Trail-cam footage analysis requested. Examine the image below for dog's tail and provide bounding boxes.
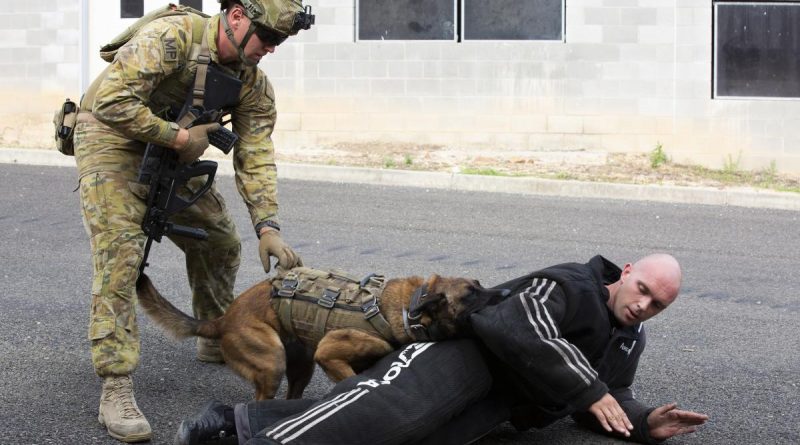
[135,273,221,340]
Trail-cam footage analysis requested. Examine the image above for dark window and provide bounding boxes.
[120,0,144,18]
[463,0,563,40]
[358,0,456,40]
[714,2,800,98]
[180,0,204,11]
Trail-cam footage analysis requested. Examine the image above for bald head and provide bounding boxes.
[606,253,682,326]
[632,253,682,300]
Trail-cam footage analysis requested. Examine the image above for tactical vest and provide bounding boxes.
[81,4,213,119]
[270,267,398,347]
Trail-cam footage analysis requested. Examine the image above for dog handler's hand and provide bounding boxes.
[588,393,633,437]
[173,122,220,163]
[258,228,302,274]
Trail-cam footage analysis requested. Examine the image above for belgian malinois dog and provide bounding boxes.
[136,270,508,400]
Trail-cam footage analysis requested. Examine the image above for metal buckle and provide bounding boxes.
[362,298,380,319]
[359,273,376,288]
[277,277,298,298]
[318,288,339,308]
[360,273,385,289]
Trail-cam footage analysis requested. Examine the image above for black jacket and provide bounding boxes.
[472,255,658,444]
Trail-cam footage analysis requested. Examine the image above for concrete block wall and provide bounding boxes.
[263,0,800,172]
[0,1,80,93]
[0,1,81,149]
[5,0,800,172]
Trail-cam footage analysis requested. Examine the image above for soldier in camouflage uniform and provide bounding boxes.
[74,0,313,442]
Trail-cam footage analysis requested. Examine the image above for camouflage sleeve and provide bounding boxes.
[231,67,280,231]
[91,16,192,147]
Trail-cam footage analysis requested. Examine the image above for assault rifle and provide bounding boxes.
[137,63,242,273]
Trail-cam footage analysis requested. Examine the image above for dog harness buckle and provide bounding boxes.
[277,277,298,298]
[402,306,430,342]
[362,296,380,319]
[317,288,340,308]
[359,273,385,289]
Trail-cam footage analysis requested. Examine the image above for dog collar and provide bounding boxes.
[403,284,430,342]
[407,283,427,320]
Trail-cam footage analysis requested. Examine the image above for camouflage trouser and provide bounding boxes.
[78,170,241,377]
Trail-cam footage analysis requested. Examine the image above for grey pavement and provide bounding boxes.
[2,148,800,211]
[1,160,798,445]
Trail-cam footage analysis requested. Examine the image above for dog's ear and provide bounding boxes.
[414,275,447,312]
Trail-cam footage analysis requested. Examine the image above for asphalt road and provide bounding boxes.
[0,164,798,445]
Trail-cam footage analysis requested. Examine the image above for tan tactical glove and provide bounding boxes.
[175,122,220,163]
[259,229,303,273]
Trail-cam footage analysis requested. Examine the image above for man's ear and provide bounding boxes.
[621,263,632,283]
[228,5,245,26]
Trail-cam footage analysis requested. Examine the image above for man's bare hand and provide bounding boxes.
[648,402,709,441]
[588,393,633,437]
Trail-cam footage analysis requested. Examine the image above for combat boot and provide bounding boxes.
[197,338,225,363]
[98,375,152,443]
[174,400,237,445]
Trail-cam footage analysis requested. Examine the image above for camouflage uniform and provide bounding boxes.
[75,13,280,377]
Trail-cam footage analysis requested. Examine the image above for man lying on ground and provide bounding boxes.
[175,253,709,445]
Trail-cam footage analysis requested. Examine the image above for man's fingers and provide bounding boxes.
[674,426,698,436]
[276,251,291,269]
[597,414,612,432]
[589,394,632,436]
[613,415,632,436]
[674,410,709,423]
[604,411,631,436]
[653,402,678,417]
[678,415,707,424]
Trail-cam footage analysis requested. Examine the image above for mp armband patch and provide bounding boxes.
[164,38,178,62]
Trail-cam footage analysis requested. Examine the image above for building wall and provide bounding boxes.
[3,0,800,172]
[0,0,80,148]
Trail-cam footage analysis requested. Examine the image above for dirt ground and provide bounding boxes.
[6,109,800,193]
[277,141,800,192]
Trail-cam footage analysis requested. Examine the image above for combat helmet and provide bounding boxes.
[219,0,314,65]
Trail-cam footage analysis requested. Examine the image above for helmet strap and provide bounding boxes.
[220,12,259,66]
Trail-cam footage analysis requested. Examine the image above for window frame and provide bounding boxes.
[713,0,800,100]
[460,0,565,43]
[354,0,566,43]
[120,0,144,19]
[355,0,458,42]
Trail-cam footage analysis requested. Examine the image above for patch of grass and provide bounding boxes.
[404,153,413,166]
[461,167,502,176]
[722,152,742,175]
[649,142,669,168]
[756,160,777,188]
[383,158,396,169]
[687,164,745,184]
[774,185,800,193]
[554,171,577,180]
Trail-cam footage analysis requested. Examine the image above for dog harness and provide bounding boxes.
[269,267,398,347]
